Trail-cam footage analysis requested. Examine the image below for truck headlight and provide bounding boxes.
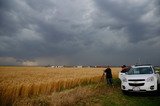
[122,77,127,82]
[146,76,154,82]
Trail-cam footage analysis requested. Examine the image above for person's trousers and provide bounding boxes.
[106,78,112,85]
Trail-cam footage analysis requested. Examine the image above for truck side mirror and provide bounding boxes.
[120,72,126,75]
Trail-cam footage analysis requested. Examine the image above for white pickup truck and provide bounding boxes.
[119,65,160,93]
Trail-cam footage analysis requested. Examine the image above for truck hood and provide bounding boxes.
[124,74,153,80]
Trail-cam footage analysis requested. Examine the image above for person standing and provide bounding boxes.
[121,65,130,73]
[119,65,131,80]
[103,66,113,85]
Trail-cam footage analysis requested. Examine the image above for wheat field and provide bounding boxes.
[0,66,121,105]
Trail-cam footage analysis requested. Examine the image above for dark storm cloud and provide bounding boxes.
[93,0,160,43]
[0,0,160,66]
[0,1,20,37]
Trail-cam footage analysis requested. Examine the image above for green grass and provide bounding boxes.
[77,78,160,106]
[155,67,160,72]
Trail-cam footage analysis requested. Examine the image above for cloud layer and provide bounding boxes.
[0,0,160,66]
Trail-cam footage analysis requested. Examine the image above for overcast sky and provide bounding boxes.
[0,0,160,66]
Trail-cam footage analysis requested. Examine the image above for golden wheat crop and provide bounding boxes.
[0,66,121,105]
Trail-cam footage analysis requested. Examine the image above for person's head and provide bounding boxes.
[121,65,126,68]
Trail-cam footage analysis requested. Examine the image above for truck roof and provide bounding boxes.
[132,64,152,68]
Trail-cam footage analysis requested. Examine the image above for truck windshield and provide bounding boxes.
[127,67,153,75]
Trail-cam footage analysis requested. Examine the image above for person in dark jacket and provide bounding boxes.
[121,65,131,73]
[103,66,113,85]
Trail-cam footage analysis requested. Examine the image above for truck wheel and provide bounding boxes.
[122,90,128,95]
[158,83,160,93]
